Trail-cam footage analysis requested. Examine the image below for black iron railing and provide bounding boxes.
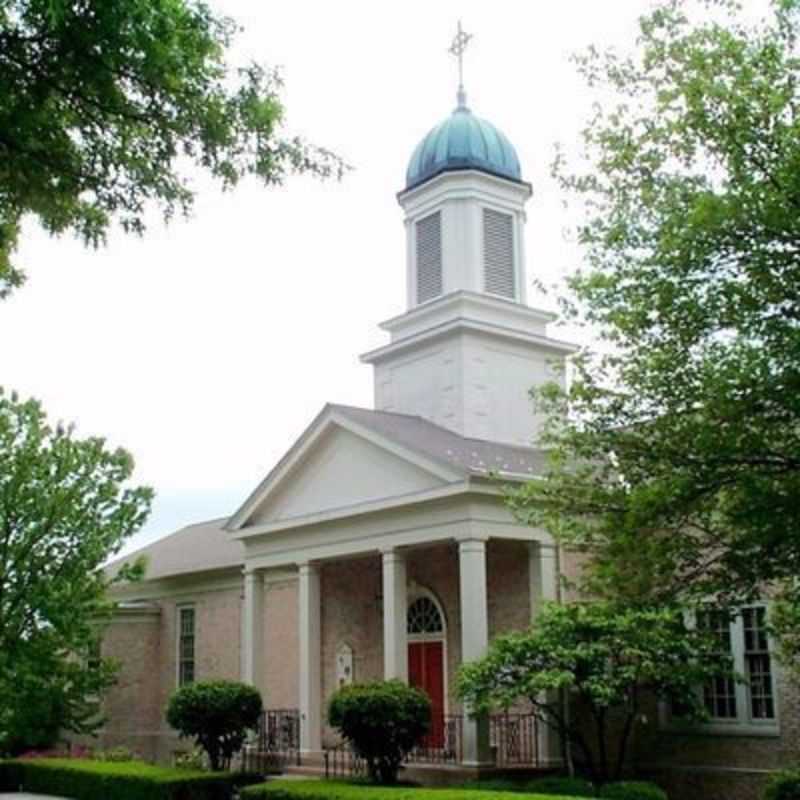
[489,712,539,766]
[241,708,301,775]
[324,743,366,779]
[408,713,463,764]
[318,712,540,779]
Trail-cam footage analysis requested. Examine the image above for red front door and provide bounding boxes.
[408,641,445,746]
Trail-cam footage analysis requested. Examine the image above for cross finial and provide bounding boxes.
[449,20,472,109]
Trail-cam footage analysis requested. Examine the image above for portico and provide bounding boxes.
[233,437,562,768]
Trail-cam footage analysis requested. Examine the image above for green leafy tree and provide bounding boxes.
[0,388,152,753]
[510,1,800,615]
[327,680,431,784]
[166,680,263,771]
[0,648,117,755]
[0,0,345,297]
[457,602,728,786]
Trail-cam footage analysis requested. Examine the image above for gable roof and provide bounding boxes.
[105,517,242,582]
[108,404,549,581]
[329,405,547,478]
[226,403,548,531]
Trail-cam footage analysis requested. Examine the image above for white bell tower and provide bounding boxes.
[361,34,576,447]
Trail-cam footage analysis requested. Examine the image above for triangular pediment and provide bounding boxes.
[229,406,463,530]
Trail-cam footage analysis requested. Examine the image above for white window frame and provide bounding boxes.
[661,604,780,737]
[176,604,196,687]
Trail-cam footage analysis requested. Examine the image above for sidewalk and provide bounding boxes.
[0,794,71,799]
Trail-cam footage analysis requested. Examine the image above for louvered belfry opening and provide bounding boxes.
[483,208,515,299]
[416,211,443,304]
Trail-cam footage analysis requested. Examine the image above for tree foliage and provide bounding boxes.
[0,388,152,751]
[0,0,345,297]
[457,602,729,786]
[0,650,117,755]
[166,680,263,771]
[510,0,800,615]
[327,680,431,784]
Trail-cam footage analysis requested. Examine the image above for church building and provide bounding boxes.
[97,57,793,800]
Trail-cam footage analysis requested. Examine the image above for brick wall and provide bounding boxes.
[83,578,244,762]
[317,539,533,733]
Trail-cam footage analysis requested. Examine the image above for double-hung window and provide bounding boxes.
[178,606,196,686]
[686,605,777,732]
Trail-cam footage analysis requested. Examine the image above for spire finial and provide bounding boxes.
[449,20,473,109]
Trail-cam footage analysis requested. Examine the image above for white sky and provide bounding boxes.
[0,1,688,553]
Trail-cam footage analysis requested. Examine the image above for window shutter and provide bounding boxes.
[416,212,442,304]
[483,208,515,299]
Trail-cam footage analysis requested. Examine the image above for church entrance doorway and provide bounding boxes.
[407,593,446,747]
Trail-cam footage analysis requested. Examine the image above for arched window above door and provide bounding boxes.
[407,595,444,635]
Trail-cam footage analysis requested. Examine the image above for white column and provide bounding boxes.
[529,541,563,767]
[459,537,492,766]
[382,548,408,681]
[242,569,265,695]
[298,562,321,754]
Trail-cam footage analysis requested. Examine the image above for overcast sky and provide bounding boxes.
[0,1,712,553]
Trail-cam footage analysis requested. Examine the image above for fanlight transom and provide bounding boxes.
[407,596,444,636]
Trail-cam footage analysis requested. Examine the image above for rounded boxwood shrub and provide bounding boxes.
[599,781,668,800]
[765,769,800,800]
[327,679,431,784]
[166,680,263,771]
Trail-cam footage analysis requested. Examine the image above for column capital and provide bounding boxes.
[458,536,488,553]
[243,567,264,579]
[297,561,320,574]
[380,546,406,559]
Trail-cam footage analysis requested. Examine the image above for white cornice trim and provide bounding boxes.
[110,568,246,602]
[244,514,551,571]
[397,169,532,205]
[360,316,578,364]
[233,480,474,540]
[378,290,557,332]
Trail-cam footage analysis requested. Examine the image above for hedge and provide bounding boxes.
[598,783,667,800]
[3,758,258,800]
[459,778,665,800]
[240,779,594,800]
[0,761,23,792]
[765,769,800,800]
[459,778,595,797]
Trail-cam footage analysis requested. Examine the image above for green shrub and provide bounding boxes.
[241,778,595,800]
[8,757,244,800]
[328,680,431,784]
[528,778,597,797]
[460,777,595,797]
[92,746,141,762]
[175,748,209,771]
[599,781,667,800]
[766,770,800,800]
[166,680,263,771]
[0,761,22,792]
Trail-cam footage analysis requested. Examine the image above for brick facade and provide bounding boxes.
[88,577,243,762]
[93,547,800,798]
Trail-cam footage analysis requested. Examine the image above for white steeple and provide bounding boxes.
[361,39,576,447]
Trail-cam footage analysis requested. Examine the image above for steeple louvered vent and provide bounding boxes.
[483,208,515,299]
[416,211,442,304]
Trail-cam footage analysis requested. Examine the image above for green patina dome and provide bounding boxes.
[405,105,522,190]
